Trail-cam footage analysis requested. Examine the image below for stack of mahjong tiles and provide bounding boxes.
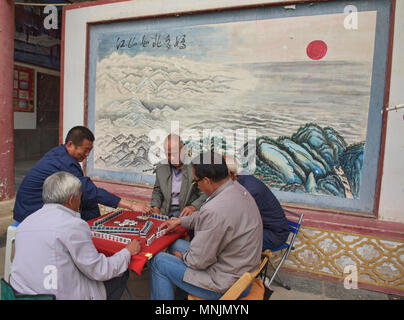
[92,231,132,245]
[88,209,187,275]
[93,208,123,226]
[90,225,140,236]
[90,209,133,244]
[144,225,168,246]
[150,213,169,221]
[90,209,169,246]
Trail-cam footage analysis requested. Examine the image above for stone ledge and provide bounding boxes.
[0,198,15,218]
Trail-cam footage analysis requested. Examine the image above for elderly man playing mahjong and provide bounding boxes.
[10,171,142,300]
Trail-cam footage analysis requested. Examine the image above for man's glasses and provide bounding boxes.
[192,177,202,184]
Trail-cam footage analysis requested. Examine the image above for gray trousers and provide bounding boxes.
[168,205,181,218]
[104,270,129,300]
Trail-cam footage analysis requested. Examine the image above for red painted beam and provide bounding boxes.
[0,0,15,201]
[283,205,404,241]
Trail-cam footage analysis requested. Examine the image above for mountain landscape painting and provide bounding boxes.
[87,6,380,207]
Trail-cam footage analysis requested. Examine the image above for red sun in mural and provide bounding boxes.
[306,40,327,60]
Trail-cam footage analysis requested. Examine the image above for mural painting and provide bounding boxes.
[86,3,387,213]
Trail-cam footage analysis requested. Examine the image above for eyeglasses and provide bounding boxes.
[192,177,202,184]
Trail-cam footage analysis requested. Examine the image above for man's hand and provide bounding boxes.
[172,251,182,259]
[118,199,152,214]
[179,205,196,217]
[160,218,181,234]
[152,206,162,214]
[125,239,142,256]
[132,203,153,214]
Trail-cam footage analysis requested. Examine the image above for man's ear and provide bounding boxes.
[65,141,74,148]
[66,194,75,207]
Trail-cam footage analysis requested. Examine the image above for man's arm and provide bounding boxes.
[68,161,121,209]
[181,211,226,270]
[190,191,208,211]
[150,168,164,210]
[180,187,208,217]
[72,167,151,214]
[118,199,152,214]
[62,221,133,282]
[160,212,226,268]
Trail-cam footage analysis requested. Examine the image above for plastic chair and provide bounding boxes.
[188,250,272,300]
[3,221,20,282]
[264,209,304,290]
[1,278,55,300]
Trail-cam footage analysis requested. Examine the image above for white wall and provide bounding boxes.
[62,0,404,223]
[378,0,404,223]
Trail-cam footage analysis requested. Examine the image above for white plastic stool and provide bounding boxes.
[4,221,20,282]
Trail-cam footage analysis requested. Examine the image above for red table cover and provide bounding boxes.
[87,210,187,275]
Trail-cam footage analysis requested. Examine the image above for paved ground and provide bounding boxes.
[123,264,397,300]
[0,160,402,300]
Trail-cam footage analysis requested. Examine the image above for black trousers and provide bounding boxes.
[103,270,129,300]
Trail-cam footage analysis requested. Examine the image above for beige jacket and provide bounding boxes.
[180,179,263,293]
[151,163,207,214]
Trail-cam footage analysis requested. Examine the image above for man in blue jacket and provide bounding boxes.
[13,126,151,222]
[225,156,290,251]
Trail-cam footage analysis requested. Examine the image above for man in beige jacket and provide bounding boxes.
[149,151,263,300]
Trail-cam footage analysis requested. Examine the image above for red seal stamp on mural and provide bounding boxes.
[306,40,327,60]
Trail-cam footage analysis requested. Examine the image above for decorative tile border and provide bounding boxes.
[270,225,404,293]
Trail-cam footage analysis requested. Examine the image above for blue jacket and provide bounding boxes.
[237,174,290,248]
[13,145,121,222]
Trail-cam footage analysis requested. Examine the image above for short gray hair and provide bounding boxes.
[42,172,82,204]
[224,155,243,175]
